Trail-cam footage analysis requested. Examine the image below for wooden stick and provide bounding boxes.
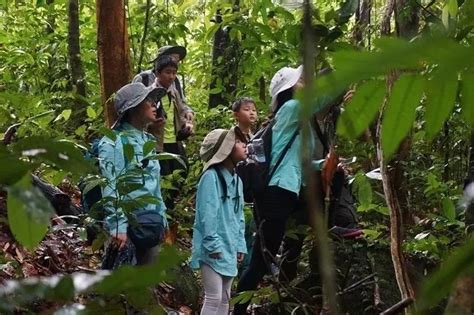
[380,297,414,315]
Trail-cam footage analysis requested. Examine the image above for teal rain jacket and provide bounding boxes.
[98,123,167,235]
[190,166,247,277]
[269,98,330,195]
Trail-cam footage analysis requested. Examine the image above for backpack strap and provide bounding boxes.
[314,120,330,155]
[267,128,300,185]
[213,166,228,199]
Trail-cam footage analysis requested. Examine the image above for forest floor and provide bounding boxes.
[0,187,195,314]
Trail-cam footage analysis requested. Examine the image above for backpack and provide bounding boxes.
[313,122,358,229]
[80,131,164,249]
[236,120,299,203]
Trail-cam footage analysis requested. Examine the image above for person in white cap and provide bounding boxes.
[98,82,168,267]
[189,127,248,315]
[234,65,331,314]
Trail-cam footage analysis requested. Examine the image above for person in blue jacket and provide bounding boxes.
[99,82,167,267]
[234,65,332,314]
[190,127,248,315]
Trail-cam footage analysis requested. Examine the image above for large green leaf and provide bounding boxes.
[381,74,424,160]
[12,136,94,176]
[460,71,474,126]
[418,238,474,312]
[337,80,386,138]
[0,147,31,185]
[7,175,54,250]
[424,70,458,139]
[94,245,183,295]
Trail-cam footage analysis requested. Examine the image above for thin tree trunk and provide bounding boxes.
[381,0,395,35]
[376,73,415,313]
[68,0,87,99]
[96,0,132,127]
[394,0,420,39]
[45,0,55,34]
[302,1,340,313]
[352,0,372,46]
[136,0,152,73]
[208,1,240,108]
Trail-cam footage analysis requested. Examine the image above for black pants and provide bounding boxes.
[234,186,304,314]
[159,142,188,209]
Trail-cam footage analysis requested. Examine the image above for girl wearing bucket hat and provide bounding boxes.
[98,82,168,267]
[190,127,248,314]
[234,65,332,314]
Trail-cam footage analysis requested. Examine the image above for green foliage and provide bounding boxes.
[381,74,425,159]
[337,80,385,138]
[7,175,54,250]
[417,238,474,313]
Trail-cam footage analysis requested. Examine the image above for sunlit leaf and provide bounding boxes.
[86,106,97,119]
[381,74,424,160]
[442,198,456,222]
[337,80,385,138]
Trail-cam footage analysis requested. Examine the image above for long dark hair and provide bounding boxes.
[274,87,294,114]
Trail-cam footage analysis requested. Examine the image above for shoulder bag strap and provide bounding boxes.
[266,128,300,185]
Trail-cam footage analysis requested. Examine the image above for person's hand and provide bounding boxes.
[111,233,127,250]
[237,252,245,263]
[155,117,166,127]
[184,121,194,134]
[184,112,194,122]
[209,252,221,259]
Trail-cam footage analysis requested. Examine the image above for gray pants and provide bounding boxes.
[200,263,233,315]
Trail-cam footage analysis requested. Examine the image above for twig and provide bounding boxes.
[1,123,21,145]
[380,297,414,315]
[337,273,377,296]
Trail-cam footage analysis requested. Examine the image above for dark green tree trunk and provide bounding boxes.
[68,0,87,99]
[208,2,240,109]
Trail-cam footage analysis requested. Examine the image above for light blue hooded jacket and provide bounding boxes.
[98,122,167,235]
[190,166,247,277]
[269,97,330,195]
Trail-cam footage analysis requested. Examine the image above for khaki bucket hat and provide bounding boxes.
[200,127,236,172]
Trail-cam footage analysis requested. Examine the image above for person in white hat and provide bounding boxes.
[234,65,332,314]
[98,82,168,267]
[189,127,248,315]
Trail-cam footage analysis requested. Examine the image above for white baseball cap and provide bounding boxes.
[269,65,303,112]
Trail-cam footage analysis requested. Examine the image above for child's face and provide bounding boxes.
[156,66,177,89]
[234,102,257,126]
[230,139,247,163]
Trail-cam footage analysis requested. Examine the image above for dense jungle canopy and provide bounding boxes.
[0,0,473,314]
